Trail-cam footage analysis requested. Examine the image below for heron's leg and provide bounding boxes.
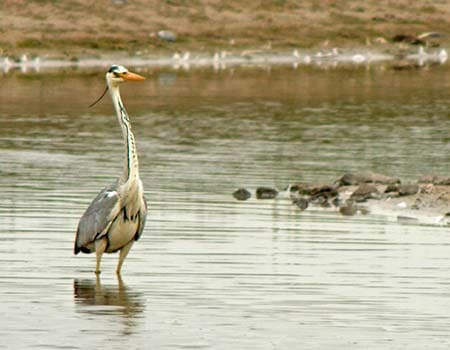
[95,238,107,274]
[116,240,134,275]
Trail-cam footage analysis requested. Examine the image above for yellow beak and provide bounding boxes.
[122,71,146,81]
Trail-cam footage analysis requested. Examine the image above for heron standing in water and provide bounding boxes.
[74,65,148,275]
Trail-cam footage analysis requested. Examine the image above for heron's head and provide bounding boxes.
[106,65,146,86]
[89,65,146,108]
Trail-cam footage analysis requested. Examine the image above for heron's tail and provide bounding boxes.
[74,229,81,254]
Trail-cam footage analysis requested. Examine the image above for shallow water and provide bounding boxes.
[0,63,449,349]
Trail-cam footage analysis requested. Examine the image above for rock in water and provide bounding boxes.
[233,188,251,201]
[256,187,278,199]
[310,185,338,199]
[351,184,380,202]
[339,200,358,216]
[293,197,309,210]
[295,183,337,197]
[337,172,400,186]
[398,184,419,196]
[385,184,419,197]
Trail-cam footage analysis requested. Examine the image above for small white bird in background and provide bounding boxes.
[439,48,448,63]
[418,46,426,56]
[181,51,190,62]
[351,54,366,63]
[20,54,28,64]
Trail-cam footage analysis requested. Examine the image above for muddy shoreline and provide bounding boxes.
[233,172,450,226]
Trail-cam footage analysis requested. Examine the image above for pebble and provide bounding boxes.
[256,187,278,199]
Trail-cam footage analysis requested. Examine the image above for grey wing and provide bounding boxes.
[134,195,148,241]
[74,183,121,254]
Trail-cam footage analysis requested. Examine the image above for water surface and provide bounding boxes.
[0,64,449,349]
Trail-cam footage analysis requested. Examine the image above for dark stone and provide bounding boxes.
[391,34,424,45]
[232,188,251,201]
[295,183,338,198]
[295,183,317,195]
[310,185,338,199]
[385,184,399,193]
[256,187,278,199]
[289,184,300,192]
[293,197,309,211]
[337,172,400,186]
[350,184,380,202]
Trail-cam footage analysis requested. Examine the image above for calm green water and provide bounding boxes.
[0,63,449,349]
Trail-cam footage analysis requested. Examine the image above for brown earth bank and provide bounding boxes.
[2,0,450,59]
[233,172,450,226]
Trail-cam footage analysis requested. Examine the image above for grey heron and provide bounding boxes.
[74,65,148,275]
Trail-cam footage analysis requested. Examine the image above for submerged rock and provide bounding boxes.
[293,197,309,211]
[233,188,251,201]
[337,172,400,186]
[256,187,278,199]
[339,200,358,216]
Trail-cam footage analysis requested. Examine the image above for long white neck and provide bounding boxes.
[108,83,140,185]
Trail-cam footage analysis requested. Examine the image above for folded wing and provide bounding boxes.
[74,183,121,254]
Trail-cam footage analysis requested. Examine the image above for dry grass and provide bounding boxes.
[1,0,450,57]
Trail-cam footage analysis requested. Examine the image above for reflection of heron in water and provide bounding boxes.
[74,276,145,334]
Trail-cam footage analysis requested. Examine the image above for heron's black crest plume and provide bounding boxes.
[89,85,109,108]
